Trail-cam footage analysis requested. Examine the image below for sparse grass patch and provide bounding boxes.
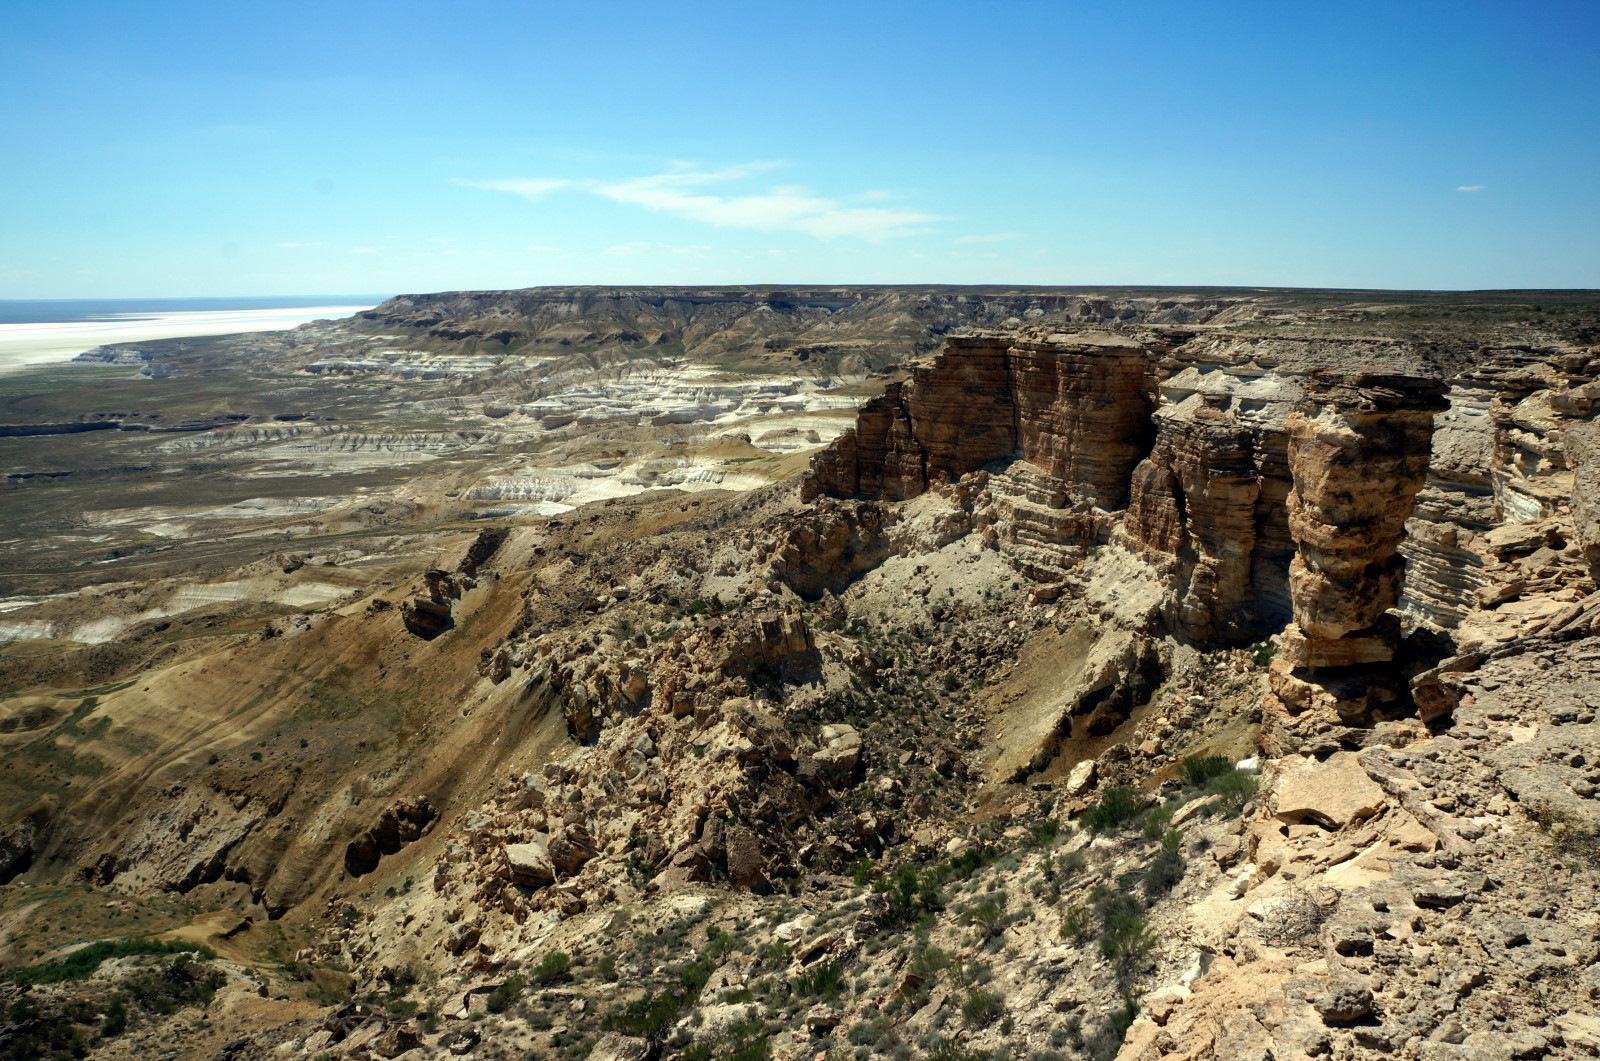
[9,938,215,985]
[1527,803,1600,867]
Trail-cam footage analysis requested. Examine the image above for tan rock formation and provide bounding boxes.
[804,331,1151,510]
[1123,363,1300,643]
[1567,422,1600,577]
[1264,369,1449,754]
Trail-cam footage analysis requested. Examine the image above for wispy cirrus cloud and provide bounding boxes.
[954,232,1023,245]
[604,241,712,256]
[458,164,938,241]
[1456,185,1487,192]
[455,177,571,199]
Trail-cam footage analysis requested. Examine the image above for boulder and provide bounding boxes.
[547,826,598,874]
[1273,753,1387,829]
[815,724,861,771]
[1313,979,1373,1023]
[503,839,556,887]
[587,1033,650,1061]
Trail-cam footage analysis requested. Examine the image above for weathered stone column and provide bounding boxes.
[1263,369,1449,755]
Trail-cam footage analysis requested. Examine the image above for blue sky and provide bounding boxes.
[2,0,1596,297]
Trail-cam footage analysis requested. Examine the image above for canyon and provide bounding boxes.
[1,286,1598,1061]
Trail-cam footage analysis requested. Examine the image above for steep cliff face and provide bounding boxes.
[1263,370,1449,755]
[1007,335,1153,508]
[1123,363,1299,643]
[1397,379,1499,628]
[1568,422,1600,577]
[804,331,1152,505]
[807,329,1600,684]
[805,335,1019,501]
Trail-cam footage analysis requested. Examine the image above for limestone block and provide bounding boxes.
[1273,753,1387,829]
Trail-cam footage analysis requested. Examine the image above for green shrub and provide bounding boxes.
[875,863,942,928]
[532,951,572,984]
[1087,993,1141,1060]
[908,945,951,981]
[1141,804,1175,841]
[960,896,1013,942]
[1178,755,1233,787]
[4,992,99,1057]
[1142,835,1186,898]
[1028,819,1062,846]
[603,988,686,1039]
[9,939,216,986]
[100,996,128,1037]
[124,953,225,1016]
[1061,903,1092,941]
[925,1038,989,1061]
[1082,787,1141,833]
[795,959,844,999]
[1100,908,1156,976]
[1209,769,1259,815]
[485,973,524,1013]
[960,987,1005,1028]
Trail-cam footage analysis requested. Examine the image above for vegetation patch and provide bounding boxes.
[8,938,215,986]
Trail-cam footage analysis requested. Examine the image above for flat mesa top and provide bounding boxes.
[959,329,1146,349]
[1037,331,1146,348]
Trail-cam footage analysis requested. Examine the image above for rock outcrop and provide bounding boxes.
[804,332,1151,509]
[1263,370,1449,754]
[400,570,460,639]
[1123,362,1300,643]
[344,797,437,877]
[1565,422,1600,578]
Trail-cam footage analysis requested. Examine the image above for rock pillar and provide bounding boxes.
[1263,369,1449,755]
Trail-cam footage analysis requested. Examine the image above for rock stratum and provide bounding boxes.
[2,285,1599,1061]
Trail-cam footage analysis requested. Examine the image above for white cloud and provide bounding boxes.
[1456,185,1487,192]
[459,163,938,241]
[524,243,562,253]
[455,177,571,199]
[955,232,1023,245]
[603,241,712,256]
[277,241,326,248]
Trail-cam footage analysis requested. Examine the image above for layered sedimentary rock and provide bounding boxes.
[804,332,1151,508]
[1264,369,1450,754]
[806,326,1600,675]
[1007,334,1153,508]
[1568,422,1600,577]
[806,335,1018,501]
[1397,380,1498,628]
[1123,363,1300,642]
